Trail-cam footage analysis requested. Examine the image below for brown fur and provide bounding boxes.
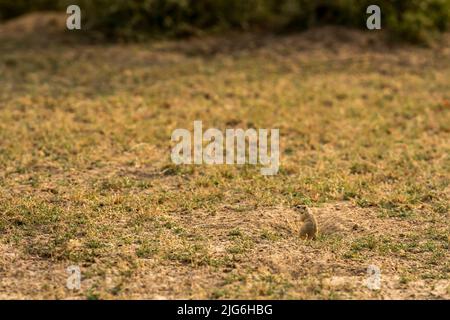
[295,205,318,240]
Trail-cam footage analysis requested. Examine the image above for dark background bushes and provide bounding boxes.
[1,0,449,42]
[0,0,59,20]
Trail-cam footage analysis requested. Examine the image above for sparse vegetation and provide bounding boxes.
[0,13,449,299]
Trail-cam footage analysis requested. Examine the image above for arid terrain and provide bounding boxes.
[0,13,449,299]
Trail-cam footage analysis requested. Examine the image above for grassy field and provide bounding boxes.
[0,13,449,299]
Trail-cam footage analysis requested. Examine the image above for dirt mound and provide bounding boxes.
[182,202,411,240]
[0,12,66,36]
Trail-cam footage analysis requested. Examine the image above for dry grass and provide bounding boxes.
[0,14,449,299]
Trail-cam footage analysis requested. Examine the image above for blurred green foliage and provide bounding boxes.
[1,0,449,43]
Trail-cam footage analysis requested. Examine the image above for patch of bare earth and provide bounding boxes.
[115,202,449,299]
[0,243,70,299]
[2,202,447,299]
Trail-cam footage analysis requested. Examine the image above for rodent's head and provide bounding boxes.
[294,205,310,221]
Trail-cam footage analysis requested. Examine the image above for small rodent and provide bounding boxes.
[295,205,318,240]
